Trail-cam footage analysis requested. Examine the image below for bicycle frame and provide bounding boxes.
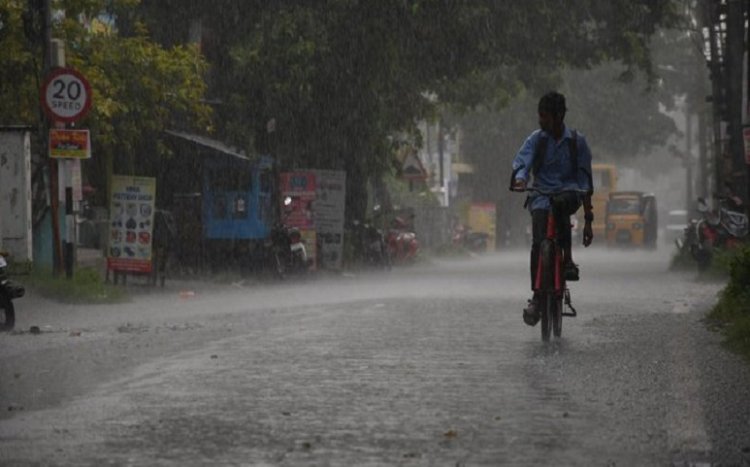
[534,209,564,294]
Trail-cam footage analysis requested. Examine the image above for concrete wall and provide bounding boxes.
[0,128,33,262]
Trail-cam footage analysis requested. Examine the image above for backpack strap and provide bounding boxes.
[568,129,578,181]
[532,133,548,177]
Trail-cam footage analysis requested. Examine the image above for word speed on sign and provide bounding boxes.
[41,68,92,123]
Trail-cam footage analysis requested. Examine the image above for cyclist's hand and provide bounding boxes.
[583,222,593,247]
[512,178,526,192]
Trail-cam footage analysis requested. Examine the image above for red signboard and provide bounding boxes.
[279,171,317,269]
[279,171,317,229]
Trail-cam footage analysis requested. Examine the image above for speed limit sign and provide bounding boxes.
[40,68,92,123]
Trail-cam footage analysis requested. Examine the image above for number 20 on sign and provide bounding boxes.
[41,68,92,123]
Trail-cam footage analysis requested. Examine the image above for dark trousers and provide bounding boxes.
[530,193,581,291]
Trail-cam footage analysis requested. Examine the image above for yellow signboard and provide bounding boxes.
[468,202,496,251]
[49,129,91,159]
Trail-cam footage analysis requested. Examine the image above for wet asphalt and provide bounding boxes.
[1,246,748,466]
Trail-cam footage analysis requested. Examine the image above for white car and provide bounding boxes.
[664,209,688,245]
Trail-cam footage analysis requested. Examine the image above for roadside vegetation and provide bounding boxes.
[669,244,743,279]
[25,267,127,304]
[706,246,750,360]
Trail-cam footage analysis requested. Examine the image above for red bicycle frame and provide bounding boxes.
[534,210,564,294]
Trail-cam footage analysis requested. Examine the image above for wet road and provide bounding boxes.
[1,248,749,466]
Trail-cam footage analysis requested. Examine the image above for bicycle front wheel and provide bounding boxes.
[539,240,555,342]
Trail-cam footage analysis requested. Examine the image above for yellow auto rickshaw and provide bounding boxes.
[605,191,657,248]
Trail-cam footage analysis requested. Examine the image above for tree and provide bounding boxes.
[0,0,211,205]
[139,0,677,221]
[456,9,707,201]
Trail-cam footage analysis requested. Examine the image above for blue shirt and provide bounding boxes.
[512,126,593,211]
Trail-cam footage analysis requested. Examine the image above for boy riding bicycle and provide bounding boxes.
[511,92,595,326]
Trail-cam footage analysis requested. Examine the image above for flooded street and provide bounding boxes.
[1,248,749,466]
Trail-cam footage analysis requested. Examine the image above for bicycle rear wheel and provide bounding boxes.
[539,240,555,342]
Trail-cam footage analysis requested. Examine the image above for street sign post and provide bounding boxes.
[40,68,92,123]
[41,66,92,278]
[400,152,427,191]
[401,153,428,181]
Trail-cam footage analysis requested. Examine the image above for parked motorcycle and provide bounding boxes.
[0,252,25,331]
[267,197,313,278]
[386,215,419,264]
[452,224,489,253]
[678,196,748,271]
[351,219,390,269]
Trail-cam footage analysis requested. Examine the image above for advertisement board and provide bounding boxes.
[107,175,156,273]
[279,172,316,229]
[313,170,346,270]
[280,171,317,268]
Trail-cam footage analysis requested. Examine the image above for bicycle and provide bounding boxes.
[510,170,586,341]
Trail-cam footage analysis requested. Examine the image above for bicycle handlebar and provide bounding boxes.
[509,165,588,196]
[516,187,590,196]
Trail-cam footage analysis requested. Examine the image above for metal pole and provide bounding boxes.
[438,120,444,188]
[41,0,64,275]
[686,112,694,210]
[706,0,724,197]
[64,184,74,278]
[698,109,709,199]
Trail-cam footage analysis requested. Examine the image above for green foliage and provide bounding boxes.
[0,0,211,204]
[0,0,45,124]
[138,0,677,220]
[453,18,704,203]
[669,244,746,278]
[708,245,750,360]
[26,266,127,304]
[704,247,747,279]
[2,0,680,223]
[383,172,440,211]
[723,246,750,297]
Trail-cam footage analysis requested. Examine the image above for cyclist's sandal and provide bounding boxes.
[523,300,540,326]
[564,263,580,281]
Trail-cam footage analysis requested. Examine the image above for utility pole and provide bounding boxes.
[746,0,750,207]
[40,0,63,275]
[698,108,710,199]
[725,0,747,200]
[437,120,445,188]
[705,0,725,196]
[686,112,694,210]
